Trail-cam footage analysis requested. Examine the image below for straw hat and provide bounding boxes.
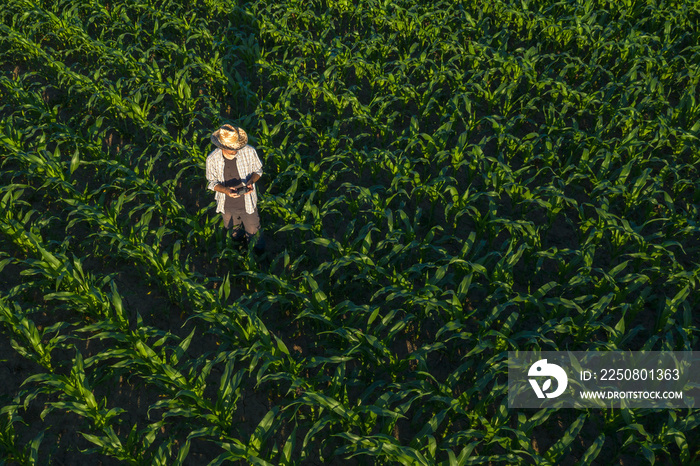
[211,125,248,150]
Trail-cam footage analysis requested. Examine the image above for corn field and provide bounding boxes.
[1,0,699,464]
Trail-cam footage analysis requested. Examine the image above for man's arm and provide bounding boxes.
[245,149,263,188]
[213,184,234,194]
[246,173,261,186]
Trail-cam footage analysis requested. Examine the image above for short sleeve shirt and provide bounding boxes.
[205,145,263,214]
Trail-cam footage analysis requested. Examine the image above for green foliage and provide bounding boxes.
[1,0,699,464]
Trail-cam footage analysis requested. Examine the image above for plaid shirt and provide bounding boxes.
[205,145,263,214]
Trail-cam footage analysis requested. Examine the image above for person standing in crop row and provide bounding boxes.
[205,124,265,252]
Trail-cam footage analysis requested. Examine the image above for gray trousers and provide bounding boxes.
[222,207,261,241]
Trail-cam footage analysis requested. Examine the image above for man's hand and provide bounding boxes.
[228,184,253,197]
[216,181,253,197]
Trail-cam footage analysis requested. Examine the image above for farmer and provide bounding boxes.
[205,124,264,251]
